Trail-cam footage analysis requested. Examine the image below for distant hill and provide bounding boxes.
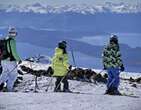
[0,11,141,33]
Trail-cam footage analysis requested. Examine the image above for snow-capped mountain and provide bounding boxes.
[1,2,141,14]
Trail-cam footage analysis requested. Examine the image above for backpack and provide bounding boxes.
[0,38,12,60]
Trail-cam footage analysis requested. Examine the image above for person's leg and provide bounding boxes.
[105,67,114,94]
[107,68,113,89]
[62,76,69,92]
[6,61,18,92]
[114,68,120,88]
[54,77,61,92]
[0,72,8,85]
[0,61,9,85]
[112,68,120,95]
[0,64,2,75]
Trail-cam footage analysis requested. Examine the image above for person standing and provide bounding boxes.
[51,41,71,92]
[102,35,125,95]
[0,27,21,92]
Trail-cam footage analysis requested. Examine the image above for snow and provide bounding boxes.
[0,62,141,110]
[0,91,141,110]
[20,61,50,70]
[1,2,141,14]
[0,74,141,110]
[93,69,141,79]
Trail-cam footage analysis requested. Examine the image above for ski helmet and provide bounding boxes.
[8,27,17,37]
[58,40,67,49]
[110,34,118,44]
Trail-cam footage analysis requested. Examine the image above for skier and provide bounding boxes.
[102,35,125,95]
[0,51,4,91]
[0,27,21,92]
[51,41,71,92]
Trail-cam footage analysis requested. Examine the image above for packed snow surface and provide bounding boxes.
[0,75,141,110]
[0,62,141,110]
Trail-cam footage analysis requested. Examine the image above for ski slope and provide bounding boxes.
[0,61,141,110]
[0,75,141,110]
[0,91,141,110]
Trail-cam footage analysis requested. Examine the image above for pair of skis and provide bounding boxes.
[104,92,139,98]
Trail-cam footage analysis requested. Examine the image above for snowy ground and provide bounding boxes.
[0,74,141,110]
[0,91,141,110]
[0,61,141,110]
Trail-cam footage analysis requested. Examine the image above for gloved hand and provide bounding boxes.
[46,66,54,76]
[103,65,106,70]
[69,65,72,70]
[120,64,125,72]
[18,60,22,64]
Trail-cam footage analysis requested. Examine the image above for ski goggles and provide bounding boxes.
[8,32,17,36]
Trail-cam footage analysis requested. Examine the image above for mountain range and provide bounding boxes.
[0,2,141,14]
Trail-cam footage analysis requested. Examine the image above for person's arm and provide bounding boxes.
[102,47,107,69]
[116,50,125,71]
[63,54,69,70]
[51,56,56,68]
[116,51,122,65]
[10,39,21,61]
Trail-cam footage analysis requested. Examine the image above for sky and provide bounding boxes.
[0,0,141,6]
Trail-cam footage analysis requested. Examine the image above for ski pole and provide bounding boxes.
[55,70,71,91]
[45,77,53,92]
[97,69,105,74]
[4,63,19,75]
[55,76,66,91]
[34,75,38,93]
[28,61,39,92]
[68,44,76,67]
[71,49,76,67]
[45,66,54,92]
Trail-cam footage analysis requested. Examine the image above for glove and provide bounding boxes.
[69,65,72,70]
[103,65,106,70]
[18,60,22,64]
[47,66,54,76]
[120,65,125,72]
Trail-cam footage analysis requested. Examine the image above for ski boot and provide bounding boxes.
[63,89,72,93]
[54,87,61,92]
[105,87,121,95]
[113,87,121,95]
[0,83,5,92]
[105,87,113,95]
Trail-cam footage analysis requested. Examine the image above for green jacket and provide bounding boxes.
[6,37,20,61]
[51,48,69,76]
[102,43,123,69]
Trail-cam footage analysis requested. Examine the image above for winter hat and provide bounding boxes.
[8,27,17,37]
[58,40,67,49]
[110,34,118,44]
